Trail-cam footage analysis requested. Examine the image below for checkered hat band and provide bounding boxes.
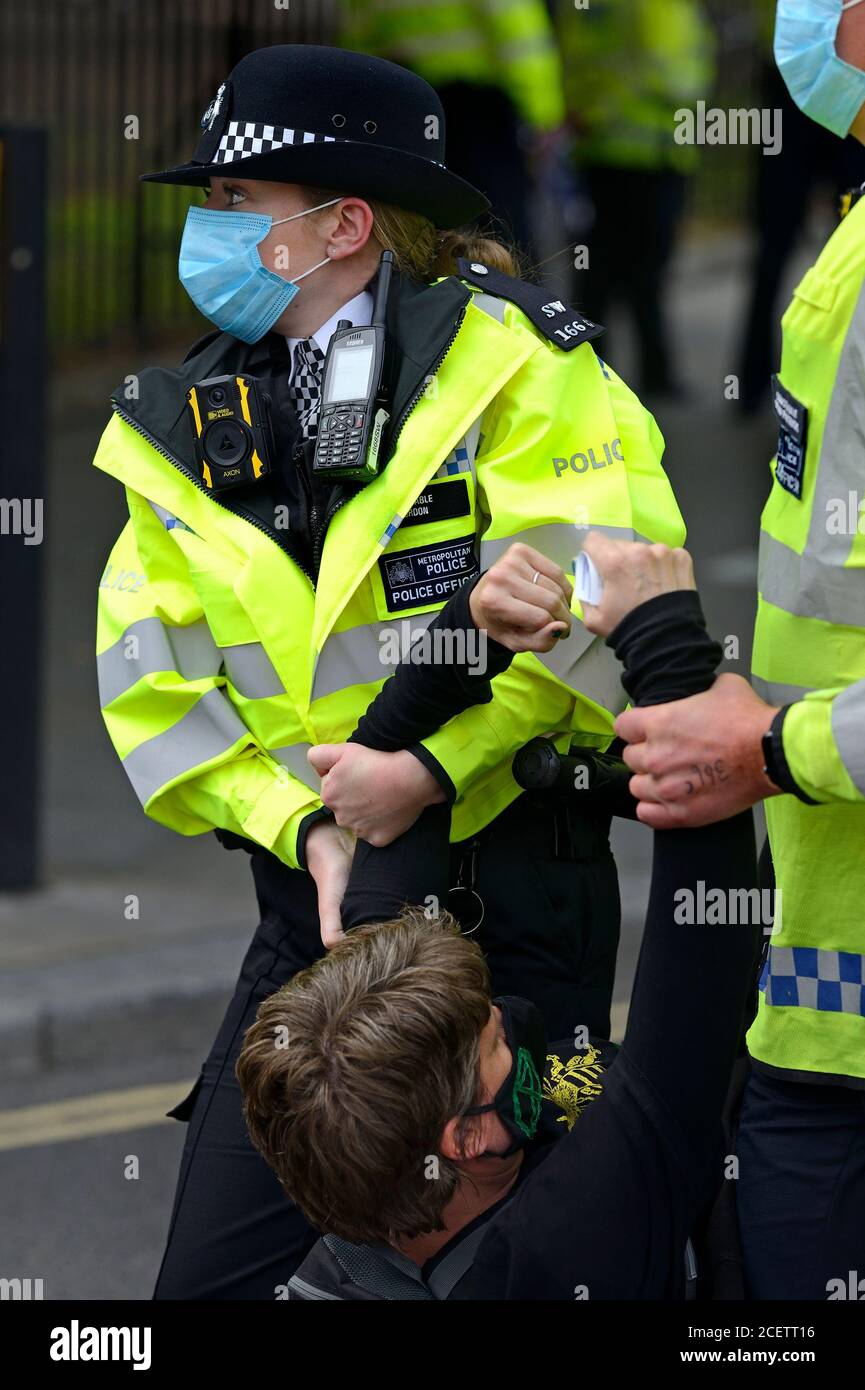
[213,121,346,165]
[760,944,865,1017]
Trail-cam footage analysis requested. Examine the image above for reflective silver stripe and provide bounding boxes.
[498,34,557,64]
[268,742,319,793]
[384,29,482,57]
[286,1275,344,1302]
[97,617,222,709]
[480,524,647,575]
[222,643,285,699]
[762,944,865,1015]
[760,275,865,624]
[831,676,865,794]
[472,292,506,325]
[147,498,195,534]
[752,676,813,705]
[758,531,865,629]
[122,687,250,806]
[536,631,626,713]
[312,613,437,702]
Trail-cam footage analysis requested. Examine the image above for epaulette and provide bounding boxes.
[840,181,865,221]
[456,256,605,351]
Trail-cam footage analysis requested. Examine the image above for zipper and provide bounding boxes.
[110,401,317,587]
[387,304,467,457]
[310,303,469,571]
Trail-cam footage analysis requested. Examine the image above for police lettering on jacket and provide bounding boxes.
[552,439,624,477]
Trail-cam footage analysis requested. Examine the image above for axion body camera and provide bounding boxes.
[186,374,273,491]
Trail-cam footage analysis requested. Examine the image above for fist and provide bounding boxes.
[469,542,573,653]
[579,532,695,638]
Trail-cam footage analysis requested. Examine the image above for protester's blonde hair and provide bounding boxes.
[297,184,523,282]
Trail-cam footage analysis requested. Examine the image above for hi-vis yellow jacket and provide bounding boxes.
[94,263,685,871]
[748,193,865,1084]
[343,0,565,132]
[555,0,716,173]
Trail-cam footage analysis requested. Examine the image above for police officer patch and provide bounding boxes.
[379,535,479,613]
[772,375,809,499]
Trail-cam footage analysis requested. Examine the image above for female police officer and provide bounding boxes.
[93,44,685,1298]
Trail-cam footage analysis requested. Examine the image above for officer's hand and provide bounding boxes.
[616,674,783,829]
[308,744,446,848]
[579,532,695,638]
[469,542,573,652]
[304,820,355,949]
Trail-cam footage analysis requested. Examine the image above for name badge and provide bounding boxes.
[400,477,470,528]
[772,376,809,499]
[379,534,479,613]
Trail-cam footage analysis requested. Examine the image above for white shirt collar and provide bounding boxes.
[285,288,374,379]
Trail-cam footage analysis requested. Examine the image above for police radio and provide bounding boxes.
[312,249,394,482]
[186,374,274,492]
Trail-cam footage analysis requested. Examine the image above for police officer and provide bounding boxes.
[554,0,716,395]
[94,44,685,1298]
[608,1,865,1300]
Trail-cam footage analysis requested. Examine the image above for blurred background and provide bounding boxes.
[0,0,861,1297]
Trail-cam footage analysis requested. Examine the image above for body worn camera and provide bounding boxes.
[312,249,394,483]
[187,374,274,492]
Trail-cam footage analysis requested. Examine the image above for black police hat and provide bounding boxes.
[141,44,489,229]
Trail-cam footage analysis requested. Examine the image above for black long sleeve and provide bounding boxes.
[348,574,514,758]
[605,588,759,1166]
[466,592,761,1299]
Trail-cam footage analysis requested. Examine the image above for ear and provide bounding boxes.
[440,1114,484,1162]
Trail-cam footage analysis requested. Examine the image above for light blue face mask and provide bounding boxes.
[178,195,341,343]
[775,0,865,137]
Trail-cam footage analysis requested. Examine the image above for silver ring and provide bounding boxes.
[531,570,540,585]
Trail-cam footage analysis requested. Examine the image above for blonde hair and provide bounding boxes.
[297,184,523,283]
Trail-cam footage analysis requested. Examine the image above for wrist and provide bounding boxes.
[756,705,785,796]
[304,817,336,867]
[395,748,447,806]
[759,703,818,803]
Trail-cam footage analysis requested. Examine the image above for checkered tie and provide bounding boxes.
[290,337,326,439]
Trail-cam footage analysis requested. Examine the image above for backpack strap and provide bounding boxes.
[425,1218,499,1299]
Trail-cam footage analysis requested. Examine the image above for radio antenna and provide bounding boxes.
[372,250,394,327]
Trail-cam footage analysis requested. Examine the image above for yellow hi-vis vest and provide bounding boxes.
[555,0,716,173]
[94,278,685,872]
[342,0,565,132]
[748,193,865,1084]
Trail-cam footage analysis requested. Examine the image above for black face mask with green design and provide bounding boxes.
[463,995,547,1157]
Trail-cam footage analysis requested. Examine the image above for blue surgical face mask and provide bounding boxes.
[178,195,340,343]
[775,0,865,137]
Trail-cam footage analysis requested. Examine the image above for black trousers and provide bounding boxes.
[153,798,620,1300]
[573,165,686,395]
[736,1066,865,1300]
